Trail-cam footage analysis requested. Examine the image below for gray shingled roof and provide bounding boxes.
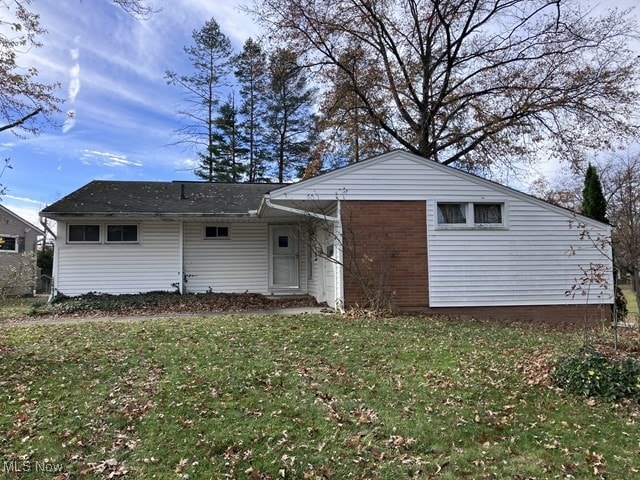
[41,181,285,217]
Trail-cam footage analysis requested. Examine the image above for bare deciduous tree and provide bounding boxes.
[603,153,640,310]
[251,0,640,170]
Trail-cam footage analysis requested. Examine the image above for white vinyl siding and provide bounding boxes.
[427,198,611,307]
[184,222,308,294]
[183,223,269,293]
[270,151,613,307]
[55,221,180,295]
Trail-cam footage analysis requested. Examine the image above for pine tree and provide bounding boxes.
[264,48,316,183]
[211,94,246,182]
[165,17,233,182]
[581,163,626,320]
[581,164,608,223]
[235,38,268,182]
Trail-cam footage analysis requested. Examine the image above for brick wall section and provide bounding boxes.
[341,201,429,308]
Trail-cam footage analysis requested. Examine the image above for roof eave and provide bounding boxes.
[40,211,258,220]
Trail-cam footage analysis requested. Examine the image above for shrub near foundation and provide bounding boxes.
[551,347,640,402]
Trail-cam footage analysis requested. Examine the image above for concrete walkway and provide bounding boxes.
[0,306,330,328]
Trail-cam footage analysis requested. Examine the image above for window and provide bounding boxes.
[436,202,505,228]
[437,203,467,225]
[205,226,230,239]
[68,225,100,242]
[326,244,334,258]
[0,236,18,252]
[474,203,503,225]
[107,225,138,242]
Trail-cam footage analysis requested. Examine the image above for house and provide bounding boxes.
[0,203,44,295]
[40,150,613,323]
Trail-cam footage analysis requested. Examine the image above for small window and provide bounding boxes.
[68,225,100,242]
[205,226,230,239]
[107,225,138,242]
[437,203,467,225]
[474,203,503,225]
[0,236,18,252]
[326,244,334,258]
[436,202,506,229]
[278,236,289,248]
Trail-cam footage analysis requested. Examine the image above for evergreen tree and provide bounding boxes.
[211,94,246,182]
[235,38,268,182]
[581,163,608,223]
[581,163,627,320]
[264,48,316,183]
[165,17,233,182]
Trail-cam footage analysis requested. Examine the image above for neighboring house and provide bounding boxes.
[40,150,614,323]
[0,204,44,295]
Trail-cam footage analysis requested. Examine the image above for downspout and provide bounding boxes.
[40,217,56,240]
[40,217,57,299]
[46,219,60,302]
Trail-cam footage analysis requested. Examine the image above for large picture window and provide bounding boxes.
[107,225,139,242]
[68,225,100,242]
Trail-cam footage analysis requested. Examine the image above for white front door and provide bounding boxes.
[270,226,299,289]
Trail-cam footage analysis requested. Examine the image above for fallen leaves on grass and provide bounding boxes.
[19,291,323,322]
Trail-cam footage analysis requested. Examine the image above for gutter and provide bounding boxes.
[263,197,339,223]
[40,212,257,219]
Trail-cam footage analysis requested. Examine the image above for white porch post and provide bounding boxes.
[179,221,185,294]
[335,200,344,311]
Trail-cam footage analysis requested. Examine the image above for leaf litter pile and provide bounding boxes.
[0,314,638,479]
[9,292,322,323]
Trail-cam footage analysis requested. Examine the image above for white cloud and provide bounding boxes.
[174,157,198,171]
[3,195,46,206]
[81,149,143,168]
[68,63,81,100]
[62,110,77,133]
[70,47,80,61]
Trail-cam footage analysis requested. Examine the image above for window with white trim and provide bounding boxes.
[68,225,101,242]
[473,203,503,225]
[107,225,139,243]
[437,203,467,225]
[204,226,230,239]
[0,235,19,252]
[436,202,505,228]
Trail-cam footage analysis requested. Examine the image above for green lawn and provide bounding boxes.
[0,297,43,321]
[0,315,638,479]
[622,285,639,318]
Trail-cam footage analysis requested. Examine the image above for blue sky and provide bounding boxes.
[0,0,261,224]
[0,0,638,226]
